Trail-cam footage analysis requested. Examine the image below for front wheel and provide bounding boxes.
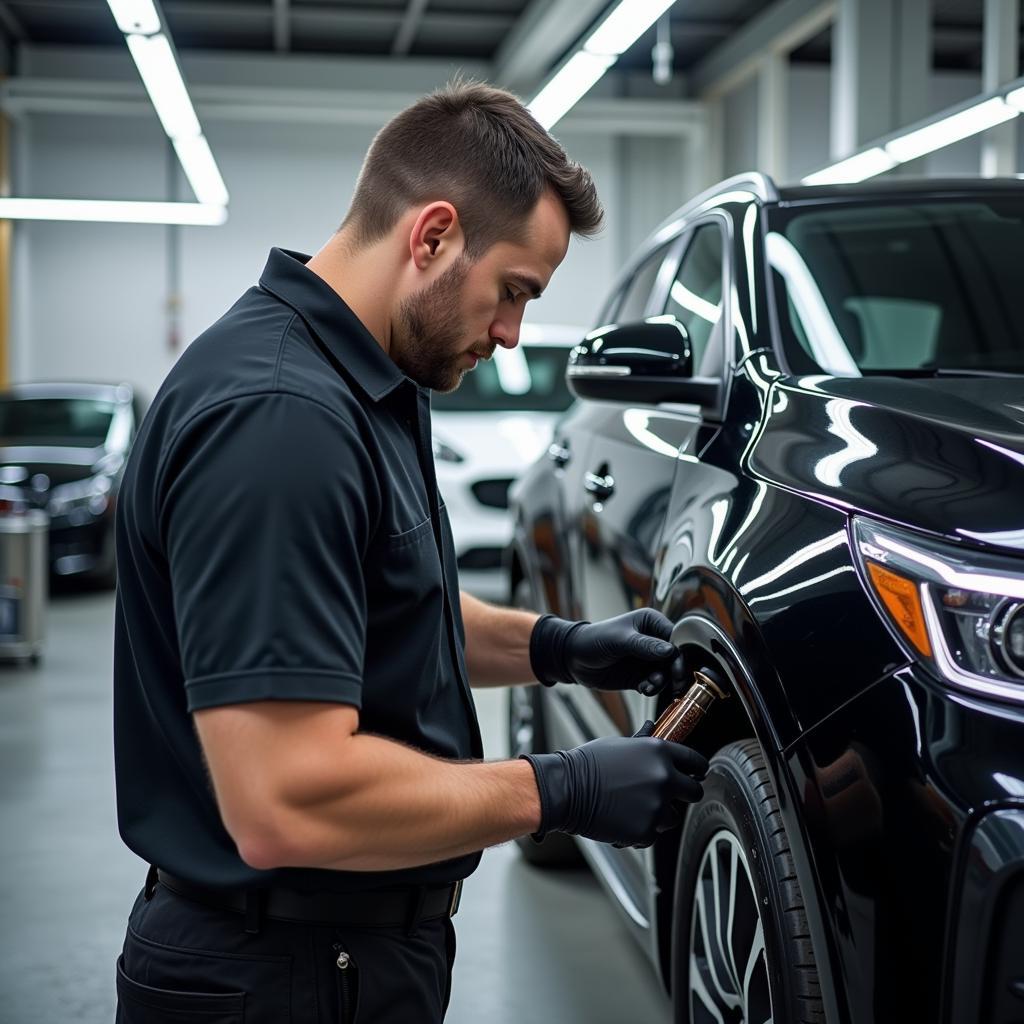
[671,739,824,1024]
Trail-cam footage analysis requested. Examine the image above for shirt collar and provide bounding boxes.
[258,247,406,402]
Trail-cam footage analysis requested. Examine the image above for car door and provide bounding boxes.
[537,240,672,622]
[559,222,728,913]
[570,220,728,742]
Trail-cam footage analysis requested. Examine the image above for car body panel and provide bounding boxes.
[748,375,1024,551]
[509,176,1024,1022]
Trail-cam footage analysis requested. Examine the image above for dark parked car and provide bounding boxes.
[0,382,143,584]
[507,174,1024,1024]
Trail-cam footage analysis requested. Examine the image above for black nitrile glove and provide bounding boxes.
[530,609,685,694]
[521,723,708,848]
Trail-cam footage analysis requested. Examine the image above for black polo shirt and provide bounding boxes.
[113,247,483,892]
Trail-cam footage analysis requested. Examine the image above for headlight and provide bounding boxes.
[432,438,464,464]
[853,518,1024,702]
[48,475,112,518]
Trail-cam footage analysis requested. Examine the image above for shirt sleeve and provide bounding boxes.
[158,392,379,713]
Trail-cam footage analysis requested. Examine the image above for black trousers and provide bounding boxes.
[115,882,457,1024]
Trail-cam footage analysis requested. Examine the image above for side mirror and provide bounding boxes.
[566,318,718,406]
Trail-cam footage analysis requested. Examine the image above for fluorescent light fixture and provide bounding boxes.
[107,0,161,35]
[0,199,227,226]
[1005,84,1024,111]
[125,33,201,140]
[529,50,615,130]
[172,135,229,207]
[584,0,676,58]
[801,147,897,185]
[885,97,1017,163]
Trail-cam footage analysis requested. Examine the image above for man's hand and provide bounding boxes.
[521,725,707,848]
[530,608,685,694]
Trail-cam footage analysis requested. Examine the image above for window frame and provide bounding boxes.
[660,212,733,386]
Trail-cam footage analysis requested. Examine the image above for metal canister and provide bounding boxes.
[651,668,728,743]
[0,509,48,663]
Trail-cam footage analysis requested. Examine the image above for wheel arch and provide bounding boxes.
[651,614,845,1023]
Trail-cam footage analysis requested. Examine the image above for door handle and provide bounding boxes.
[547,442,571,467]
[584,471,615,500]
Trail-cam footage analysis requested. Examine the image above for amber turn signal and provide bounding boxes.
[865,561,932,658]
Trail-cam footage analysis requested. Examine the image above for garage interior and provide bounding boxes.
[0,1,1021,1022]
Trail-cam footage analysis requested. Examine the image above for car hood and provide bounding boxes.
[748,374,1024,552]
[431,412,561,472]
[0,446,102,488]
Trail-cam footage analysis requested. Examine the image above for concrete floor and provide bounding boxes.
[0,587,671,1024]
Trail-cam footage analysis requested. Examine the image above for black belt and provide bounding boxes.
[155,869,463,930]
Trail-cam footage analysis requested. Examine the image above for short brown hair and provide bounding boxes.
[342,79,603,257]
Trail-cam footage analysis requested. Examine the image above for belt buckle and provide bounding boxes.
[447,879,463,918]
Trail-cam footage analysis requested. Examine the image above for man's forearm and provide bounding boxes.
[280,736,540,871]
[203,703,544,873]
[460,590,540,687]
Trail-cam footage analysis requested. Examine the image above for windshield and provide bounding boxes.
[767,198,1024,375]
[0,398,115,447]
[432,344,574,412]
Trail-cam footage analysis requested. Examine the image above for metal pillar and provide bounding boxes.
[832,0,932,159]
[0,113,9,389]
[981,0,1020,177]
[757,51,788,181]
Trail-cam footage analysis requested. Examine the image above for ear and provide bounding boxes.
[409,201,463,270]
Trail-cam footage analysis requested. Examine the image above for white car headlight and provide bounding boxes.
[48,474,112,517]
[432,438,465,464]
[853,517,1024,702]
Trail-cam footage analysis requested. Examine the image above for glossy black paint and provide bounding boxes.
[508,177,1024,1023]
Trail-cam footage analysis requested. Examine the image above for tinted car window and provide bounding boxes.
[432,344,574,412]
[0,398,115,447]
[615,243,671,323]
[664,224,725,374]
[768,199,1024,374]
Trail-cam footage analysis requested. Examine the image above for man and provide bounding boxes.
[113,80,706,1024]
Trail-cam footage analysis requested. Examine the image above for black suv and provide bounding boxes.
[507,174,1024,1024]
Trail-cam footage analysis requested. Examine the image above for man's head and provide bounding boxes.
[337,80,603,392]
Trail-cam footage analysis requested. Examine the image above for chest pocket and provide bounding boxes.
[371,508,445,605]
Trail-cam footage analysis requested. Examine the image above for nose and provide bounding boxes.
[490,310,523,351]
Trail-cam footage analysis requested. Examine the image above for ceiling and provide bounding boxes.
[0,0,1015,78]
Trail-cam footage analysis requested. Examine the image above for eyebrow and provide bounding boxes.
[509,272,544,299]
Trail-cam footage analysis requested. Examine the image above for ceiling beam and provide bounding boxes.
[691,0,836,98]
[0,3,26,42]
[160,3,512,36]
[1,73,706,138]
[493,0,610,94]
[272,0,290,52]
[392,0,430,56]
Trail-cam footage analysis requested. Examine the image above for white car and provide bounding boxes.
[432,324,582,603]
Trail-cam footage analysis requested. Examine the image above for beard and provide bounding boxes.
[393,256,481,393]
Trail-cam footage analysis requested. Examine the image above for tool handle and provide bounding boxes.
[651,669,727,743]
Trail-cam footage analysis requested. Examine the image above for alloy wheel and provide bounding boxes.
[688,829,773,1024]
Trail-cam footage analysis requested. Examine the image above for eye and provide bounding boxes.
[504,287,517,303]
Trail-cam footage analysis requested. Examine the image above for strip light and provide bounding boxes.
[529,52,615,131]
[107,0,161,35]
[885,96,1016,163]
[584,0,677,57]
[803,93,1023,186]
[529,0,677,129]
[0,0,227,225]
[802,147,897,185]
[0,199,227,225]
[125,33,201,139]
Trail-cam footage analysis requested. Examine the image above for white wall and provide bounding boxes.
[11,54,689,397]
[10,49,1018,399]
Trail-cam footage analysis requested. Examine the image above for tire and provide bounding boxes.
[671,739,824,1024]
[506,574,581,868]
